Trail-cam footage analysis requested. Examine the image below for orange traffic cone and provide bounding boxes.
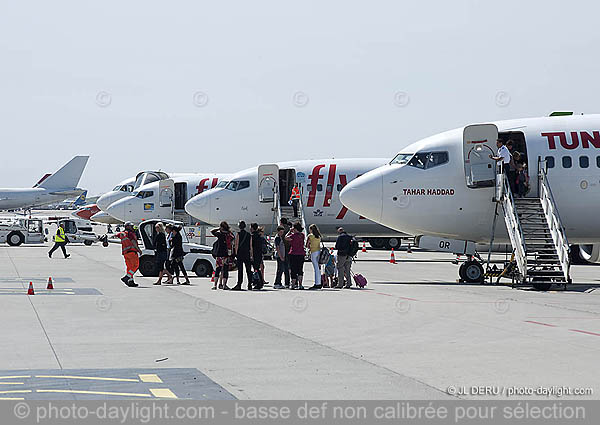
[47,277,54,290]
[210,271,215,283]
[407,244,412,254]
[362,242,367,253]
[27,282,35,295]
[390,249,396,264]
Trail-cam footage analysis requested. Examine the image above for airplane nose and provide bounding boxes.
[340,168,383,222]
[185,193,212,224]
[96,194,113,211]
[106,198,130,222]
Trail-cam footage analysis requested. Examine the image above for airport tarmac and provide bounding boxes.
[1,238,599,400]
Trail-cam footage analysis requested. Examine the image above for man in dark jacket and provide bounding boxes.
[335,227,353,289]
[273,226,290,289]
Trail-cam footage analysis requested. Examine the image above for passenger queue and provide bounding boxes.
[205,218,360,291]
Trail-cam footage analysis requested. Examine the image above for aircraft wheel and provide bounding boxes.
[458,263,467,281]
[463,260,484,283]
[194,260,213,277]
[385,237,401,250]
[532,278,552,291]
[139,255,159,277]
[368,238,385,249]
[84,240,93,246]
[7,231,24,246]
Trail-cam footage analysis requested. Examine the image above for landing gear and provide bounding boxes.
[386,237,401,250]
[368,238,386,249]
[459,259,484,283]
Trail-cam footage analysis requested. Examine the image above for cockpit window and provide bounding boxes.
[216,180,229,188]
[426,152,449,168]
[135,190,154,199]
[408,153,428,169]
[408,151,449,169]
[225,180,250,191]
[390,153,413,166]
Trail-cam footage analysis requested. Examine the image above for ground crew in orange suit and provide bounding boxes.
[289,183,301,218]
[116,222,142,287]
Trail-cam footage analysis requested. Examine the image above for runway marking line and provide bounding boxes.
[0,390,32,394]
[35,375,139,383]
[150,388,177,399]
[36,390,152,398]
[0,398,24,400]
[569,329,600,337]
[0,376,30,380]
[0,382,24,385]
[139,374,162,383]
[524,320,558,328]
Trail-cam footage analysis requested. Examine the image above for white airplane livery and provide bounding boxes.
[105,173,233,224]
[0,156,89,211]
[340,113,600,286]
[185,158,406,246]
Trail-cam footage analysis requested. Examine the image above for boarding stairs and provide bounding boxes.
[492,160,571,289]
[271,187,307,238]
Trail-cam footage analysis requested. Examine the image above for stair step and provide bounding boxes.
[528,270,564,276]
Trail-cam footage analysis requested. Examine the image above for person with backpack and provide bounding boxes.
[285,222,305,290]
[233,220,252,291]
[211,221,234,290]
[306,224,323,290]
[273,226,290,289]
[250,223,265,290]
[335,227,355,289]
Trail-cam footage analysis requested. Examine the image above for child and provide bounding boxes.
[323,251,337,288]
[516,163,529,198]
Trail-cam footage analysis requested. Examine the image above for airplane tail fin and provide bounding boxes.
[38,156,89,190]
[73,190,88,206]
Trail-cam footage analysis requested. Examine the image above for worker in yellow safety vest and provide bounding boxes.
[289,183,301,218]
[48,222,70,258]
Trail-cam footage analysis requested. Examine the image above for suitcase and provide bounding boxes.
[353,273,367,288]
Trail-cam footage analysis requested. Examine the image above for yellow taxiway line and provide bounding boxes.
[36,390,152,398]
[35,375,139,383]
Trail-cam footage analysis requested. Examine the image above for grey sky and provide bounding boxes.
[1,0,599,194]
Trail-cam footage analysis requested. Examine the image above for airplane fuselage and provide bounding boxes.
[185,158,404,236]
[0,188,78,210]
[341,114,600,244]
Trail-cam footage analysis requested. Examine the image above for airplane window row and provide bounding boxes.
[225,180,250,191]
[545,155,600,169]
[135,190,154,199]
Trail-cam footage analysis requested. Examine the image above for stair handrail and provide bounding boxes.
[497,165,528,281]
[538,159,571,282]
[298,184,308,239]
[273,184,281,235]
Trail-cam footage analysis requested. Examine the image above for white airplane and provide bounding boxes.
[93,171,180,224]
[340,113,600,288]
[0,156,89,211]
[105,173,233,224]
[184,158,406,247]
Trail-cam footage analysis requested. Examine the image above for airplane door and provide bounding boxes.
[158,179,174,219]
[463,124,498,188]
[258,164,279,203]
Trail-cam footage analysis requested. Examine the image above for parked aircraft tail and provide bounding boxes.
[38,156,89,190]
